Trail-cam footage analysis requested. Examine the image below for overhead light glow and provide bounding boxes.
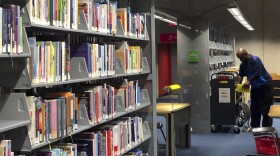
[154,15,177,25]
[228,4,254,31]
[155,11,192,30]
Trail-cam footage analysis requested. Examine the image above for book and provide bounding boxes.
[70,43,92,77]
[117,8,127,36]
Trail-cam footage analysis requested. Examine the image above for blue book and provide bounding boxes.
[70,43,92,76]
[57,98,62,138]
[2,9,6,54]
[129,148,142,156]
[137,87,141,107]
[95,133,99,156]
[131,119,135,144]
[6,8,10,53]
[45,99,49,141]
[59,97,67,137]
[52,148,61,156]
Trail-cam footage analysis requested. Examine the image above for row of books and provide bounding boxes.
[116,79,141,111]
[73,116,145,156]
[117,8,147,38]
[26,84,113,146]
[71,41,143,76]
[27,0,79,29]
[0,140,12,156]
[115,42,143,74]
[0,5,23,54]
[26,0,147,39]
[26,80,141,146]
[27,93,78,146]
[27,38,144,84]
[79,0,117,34]
[35,143,77,156]
[28,38,70,84]
[70,43,116,78]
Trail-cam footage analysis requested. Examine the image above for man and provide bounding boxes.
[236,48,273,128]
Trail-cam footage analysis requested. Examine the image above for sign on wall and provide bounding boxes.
[187,50,199,63]
[160,33,177,43]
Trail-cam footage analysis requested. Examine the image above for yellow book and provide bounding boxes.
[117,8,127,36]
[0,145,5,156]
[50,41,54,82]
[115,49,127,73]
[133,46,141,72]
[76,0,79,29]
[129,46,137,72]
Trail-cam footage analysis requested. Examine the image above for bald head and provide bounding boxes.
[236,48,250,62]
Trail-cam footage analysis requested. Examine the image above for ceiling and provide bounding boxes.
[155,0,261,33]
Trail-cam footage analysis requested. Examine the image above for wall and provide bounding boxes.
[263,1,280,73]
[235,0,280,73]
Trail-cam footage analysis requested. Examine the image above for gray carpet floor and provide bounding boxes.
[158,119,280,156]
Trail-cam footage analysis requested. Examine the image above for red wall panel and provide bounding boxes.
[158,43,171,96]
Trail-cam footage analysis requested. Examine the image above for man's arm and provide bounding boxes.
[238,76,243,84]
[248,57,263,82]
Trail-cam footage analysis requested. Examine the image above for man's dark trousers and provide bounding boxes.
[250,80,273,127]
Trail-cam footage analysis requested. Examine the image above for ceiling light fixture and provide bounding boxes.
[154,15,177,25]
[155,9,193,30]
[227,2,254,31]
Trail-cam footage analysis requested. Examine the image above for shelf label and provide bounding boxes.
[219,88,230,103]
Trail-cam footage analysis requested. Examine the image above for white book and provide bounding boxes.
[138,118,144,142]
[61,42,66,81]
[134,118,138,144]
[113,125,119,155]
[41,42,46,83]
[66,0,70,28]
[34,0,39,23]
[122,117,132,148]
[26,96,36,146]
[26,0,33,22]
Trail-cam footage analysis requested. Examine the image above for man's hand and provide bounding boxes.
[242,81,250,91]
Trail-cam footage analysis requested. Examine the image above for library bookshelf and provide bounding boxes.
[0,0,157,155]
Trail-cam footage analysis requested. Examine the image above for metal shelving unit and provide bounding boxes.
[0,0,157,155]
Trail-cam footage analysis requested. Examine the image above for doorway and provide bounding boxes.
[157,43,177,96]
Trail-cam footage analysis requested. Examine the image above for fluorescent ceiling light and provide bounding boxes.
[228,8,241,16]
[239,20,248,25]
[179,24,191,30]
[155,10,193,30]
[154,15,177,25]
[234,15,245,21]
[228,3,254,31]
[154,15,163,20]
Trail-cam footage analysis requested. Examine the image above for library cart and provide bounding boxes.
[210,72,240,134]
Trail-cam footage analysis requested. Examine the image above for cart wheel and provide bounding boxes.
[236,117,244,127]
[211,125,217,133]
[234,128,240,134]
[238,122,243,127]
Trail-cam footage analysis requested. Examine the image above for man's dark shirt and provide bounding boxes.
[239,55,271,89]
